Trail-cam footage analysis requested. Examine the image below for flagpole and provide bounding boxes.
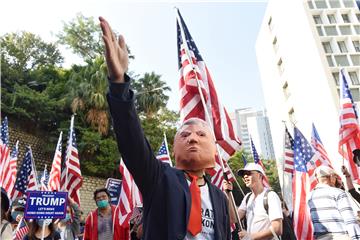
[176,8,243,231]
[65,115,75,193]
[29,146,39,190]
[281,121,287,199]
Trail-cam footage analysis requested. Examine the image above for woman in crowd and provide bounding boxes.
[56,197,81,240]
[23,219,61,240]
[1,188,12,239]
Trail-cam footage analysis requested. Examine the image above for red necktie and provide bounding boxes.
[187,174,202,236]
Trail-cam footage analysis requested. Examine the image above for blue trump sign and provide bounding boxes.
[24,191,68,219]
[105,178,122,205]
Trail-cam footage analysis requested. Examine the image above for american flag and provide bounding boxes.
[311,123,333,168]
[48,132,62,191]
[12,217,29,240]
[250,137,270,187]
[11,147,37,200]
[61,116,82,206]
[241,154,247,165]
[284,126,295,174]
[156,135,173,166]
[118,159,142,226]
[4,141,19,199]
[0,117,11,189]
[39,165,49,191]
[292,127,314,240]
[176,9,241,187]
[338,69,360,184]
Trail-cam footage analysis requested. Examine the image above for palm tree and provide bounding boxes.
[132,72,171,118]
[67,56,109,135]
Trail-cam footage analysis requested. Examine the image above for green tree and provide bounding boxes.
[1,31,63,88]
[132,72,171,118]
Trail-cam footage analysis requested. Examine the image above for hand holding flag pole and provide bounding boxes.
[175,7,243,231]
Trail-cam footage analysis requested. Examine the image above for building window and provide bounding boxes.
[322,42,333,53]
[324,26,338,35]
[354,41,360,52]
[349,72,360,85]
[288,108,296,124]
[327,56,334,67]
[335,55,350,66]
[342,14,350,23]
[307,1,314,9]
[351,55,360,66]
[327,14,336,23]
[350,89,360,102]
[317,26,324,36]
[268,17,274,31]
[329,0,340,8]
[283,81,290,99]
[313,15,322,24]
[273,37,279,51]
[356,14,360,22]
[343,0,354,8]
[315,0,327,8]
[332,72,340,85]
[338,41,348,53]
[339,26,352,35]
[278,58,284,74]
[354,25,360,35]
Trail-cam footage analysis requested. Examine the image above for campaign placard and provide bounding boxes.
[24,191,68,219]
[105,178,122,205]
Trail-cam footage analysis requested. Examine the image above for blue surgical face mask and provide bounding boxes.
[11,211,23,221]
[96,200,109,209]
[37,219,51,227]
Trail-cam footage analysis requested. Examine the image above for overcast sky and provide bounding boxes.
[1,0,267,113]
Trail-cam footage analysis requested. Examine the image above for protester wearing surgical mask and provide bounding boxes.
[83,188,129,240]
[23,219,61,240]
[56,197,81,240]
[9,196,26,229]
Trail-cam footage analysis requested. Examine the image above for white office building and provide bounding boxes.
[232,108,275,160]
[256,0,360,207]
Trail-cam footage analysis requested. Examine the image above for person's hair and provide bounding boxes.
[93,188,110,200]
[27,220,55,239]
[175,118,212,139]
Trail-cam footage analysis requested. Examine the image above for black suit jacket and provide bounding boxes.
[107,78,231,240]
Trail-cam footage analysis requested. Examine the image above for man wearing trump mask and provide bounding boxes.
[99,16,230,240]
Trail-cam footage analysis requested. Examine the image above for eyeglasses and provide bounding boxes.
[242,171,256,176]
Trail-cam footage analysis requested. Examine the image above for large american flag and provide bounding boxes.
[338,69,360,184]
[4,141,19,199]
[11,147,37,200]
[61,116,82,206]
[0,117,11,189]
[48,132,62,191]
[292,127,314,240]
[118,159,142,226]
[176,9,241,187]
[12,217,29,240]
[250,137,270,187]
[156,135,173,166]
[283,126,295,174]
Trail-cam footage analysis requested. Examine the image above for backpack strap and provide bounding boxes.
[263,189,272,214]
[245,192,252,206]
[1,222,9,235]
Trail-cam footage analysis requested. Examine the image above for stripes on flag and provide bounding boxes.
[12,217,29,240]
[292,127,314,240]
[61,116,83,206]
[338,69,360,184]
[250,137,270,187]
[48,132,62,191]
[0,117,12,191]
[176,9,241,188]
[284,126,295,174]
[2,140,18,197]
[118,159,142,226]
[156,135,173,166]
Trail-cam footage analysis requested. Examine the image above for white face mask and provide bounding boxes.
[37,219,52,227]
